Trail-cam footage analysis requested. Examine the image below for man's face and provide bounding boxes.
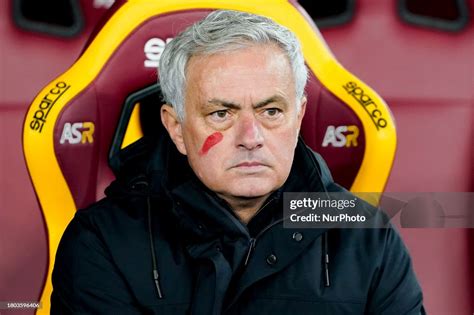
[163,44,306,201]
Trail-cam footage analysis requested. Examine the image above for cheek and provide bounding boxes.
[199,132,224,156]
[271,131,298,163]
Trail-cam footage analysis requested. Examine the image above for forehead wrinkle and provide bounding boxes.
[186,45,296,113]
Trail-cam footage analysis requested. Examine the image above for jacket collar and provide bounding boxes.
[149,136,331,244]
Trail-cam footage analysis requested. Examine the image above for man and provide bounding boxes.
[51,10,425,314]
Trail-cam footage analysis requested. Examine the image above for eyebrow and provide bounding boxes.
[207,95,288,110]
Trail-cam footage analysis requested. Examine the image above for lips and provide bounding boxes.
[235,161,264,167]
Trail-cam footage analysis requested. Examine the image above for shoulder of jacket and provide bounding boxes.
[72,197,142,232]
[310,151,334,187]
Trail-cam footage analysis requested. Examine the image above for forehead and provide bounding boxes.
[184,44,295,104]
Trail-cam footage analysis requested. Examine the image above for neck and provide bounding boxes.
[217,193,271,224]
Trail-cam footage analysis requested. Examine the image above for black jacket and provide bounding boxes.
[51,133,425,314]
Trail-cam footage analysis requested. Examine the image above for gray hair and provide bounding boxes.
[159,10,308,121]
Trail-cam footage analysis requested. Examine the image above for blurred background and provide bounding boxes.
[1,0,473,314]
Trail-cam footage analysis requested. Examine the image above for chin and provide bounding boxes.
[227,178,277,199]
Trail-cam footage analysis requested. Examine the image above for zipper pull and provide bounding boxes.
[153,269,164,298]
[324,253,330,287]
[244,238,256,266]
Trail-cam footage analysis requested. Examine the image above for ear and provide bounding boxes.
[160,104,187,155]
[296,96,307,132]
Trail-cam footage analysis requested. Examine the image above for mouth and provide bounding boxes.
[231,161,269,173]
[235,161,264,167]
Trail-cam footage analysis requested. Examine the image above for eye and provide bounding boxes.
[266,108,279,116]
[210,110,230,121]
[262,108,283,119]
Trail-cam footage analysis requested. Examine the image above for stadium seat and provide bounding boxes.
[22,0,396,313]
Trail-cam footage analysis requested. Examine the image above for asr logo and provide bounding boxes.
[144,37,173,68]
[60,122,95,145]
[322,125,359,148]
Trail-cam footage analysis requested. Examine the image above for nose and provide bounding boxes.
[236,113,264,150]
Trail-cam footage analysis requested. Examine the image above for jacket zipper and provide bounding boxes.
[243,194,332,267]
[243,198,284,266]
[244,238,256,266]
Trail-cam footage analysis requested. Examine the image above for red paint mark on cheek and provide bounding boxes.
[199,132,223,156]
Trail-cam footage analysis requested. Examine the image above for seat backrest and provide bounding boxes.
[23,0,396,313]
